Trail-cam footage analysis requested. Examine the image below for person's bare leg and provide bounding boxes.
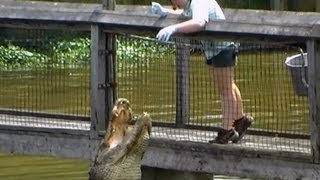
[232,82,244,116]
[209,66,244,130]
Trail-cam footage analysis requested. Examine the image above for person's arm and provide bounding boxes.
[154,0,209,41]
[174,0,209,33]
[152,2,182,17]
[174,19,206,33]
[156,19,206,41]
[166,8,183,15]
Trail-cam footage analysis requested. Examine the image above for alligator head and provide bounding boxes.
[89,98,152,180]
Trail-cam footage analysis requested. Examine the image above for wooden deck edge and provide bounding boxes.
[142,138,319,179]
[0,129,318,179]
[0,127,100,159]
[0,125,90,136]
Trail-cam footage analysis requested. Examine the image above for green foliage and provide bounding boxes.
[0,38,91,70]
[49,38,90,67]
[116,37,174,62]
[0,44,47,69]
[0,35,175,70]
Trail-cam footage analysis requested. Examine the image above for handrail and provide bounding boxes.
[0,1,319,43]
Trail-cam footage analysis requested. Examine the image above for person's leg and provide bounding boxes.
[208,66,244,130]
[206,44,252,144]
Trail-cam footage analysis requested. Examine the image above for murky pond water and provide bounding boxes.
[0,152,257,179]
[0,153,89,180]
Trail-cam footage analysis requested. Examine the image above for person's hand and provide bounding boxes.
[156,26,177,42]
[151,2,168,17]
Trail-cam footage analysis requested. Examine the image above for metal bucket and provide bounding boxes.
[285,51,308,96]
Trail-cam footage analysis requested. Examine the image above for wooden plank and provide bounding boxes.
[307,40,320,163]
[105,33,116,130]
[0,115,315,179]
[0,117,311,155]
[102,0,115,10]
[0,123,313,179]
[90,25,107,138]
[142,138,316,179]
[0,129,99,159]
[0,1,319,42]
[270,0,287,11]
[223,8,320,26]
[175,39,190,127]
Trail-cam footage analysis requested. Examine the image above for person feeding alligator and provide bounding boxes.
[151,0,253,144]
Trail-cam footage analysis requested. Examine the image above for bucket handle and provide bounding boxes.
[298,47,309,89]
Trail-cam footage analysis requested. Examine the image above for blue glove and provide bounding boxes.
[151,2,168,17]
[156,26,177,42]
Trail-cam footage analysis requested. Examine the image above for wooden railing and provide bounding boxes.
[0,0,319,178]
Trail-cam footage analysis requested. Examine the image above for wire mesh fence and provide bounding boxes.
[0,27,310,154]
[0,28,91,130]
[115,33,310,153]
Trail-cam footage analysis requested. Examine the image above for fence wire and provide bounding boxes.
[116,33,310,154]
[0,28,311,154]
[0,28,90,130]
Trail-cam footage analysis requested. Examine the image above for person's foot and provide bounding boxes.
[232,115,253,143]
[209,128,239,144]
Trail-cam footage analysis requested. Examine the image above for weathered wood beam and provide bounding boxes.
[142,138,319,179]
[307,40,320,164]
[0,126,99,159]
[102,0,115,10]
[175,39,190,127]
[90,25,107,138]
[105,32,116,130]
[270,0,287,11]
[0,0,319,43]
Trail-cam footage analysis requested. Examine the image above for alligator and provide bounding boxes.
[89,98,152,180]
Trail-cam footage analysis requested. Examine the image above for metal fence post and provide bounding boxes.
[307,40,320,164]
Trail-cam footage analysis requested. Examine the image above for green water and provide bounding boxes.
[0,49,309,133]
[0,153,89,180]
[0,45,308,179]
[0,66,90,115]
[116,48,309,133]
[0,152,255,179]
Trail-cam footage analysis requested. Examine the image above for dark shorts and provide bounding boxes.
[206,45,237,67]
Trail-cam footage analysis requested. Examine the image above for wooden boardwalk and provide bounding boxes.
[0,114,311,156]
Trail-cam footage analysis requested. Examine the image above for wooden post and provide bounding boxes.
[103,0,117,131]
[270,0,287,11]
[102,0,116,10]
[307,40,320,163]
[90,25,107,138]
[105,33,116,131]
[175,39,190,127]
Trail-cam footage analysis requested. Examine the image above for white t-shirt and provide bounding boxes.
[182,0,232,60]
[182,0,226,22]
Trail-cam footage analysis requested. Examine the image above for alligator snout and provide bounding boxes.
[89,98,152,180]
